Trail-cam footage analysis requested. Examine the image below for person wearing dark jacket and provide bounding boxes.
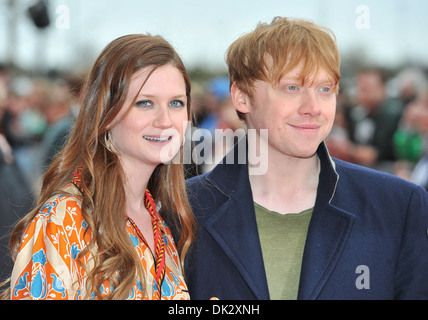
[0,133,33,283]
[185,17,428,300]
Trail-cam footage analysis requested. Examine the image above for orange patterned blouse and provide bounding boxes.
[9,183,190,300]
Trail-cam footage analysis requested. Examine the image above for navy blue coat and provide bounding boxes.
[185,140,428,299]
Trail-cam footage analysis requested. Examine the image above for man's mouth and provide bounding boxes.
[289,124,321,131]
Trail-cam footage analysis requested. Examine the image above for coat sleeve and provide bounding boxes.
[394,185,428,299]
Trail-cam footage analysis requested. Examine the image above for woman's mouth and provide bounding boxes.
[143,136,172,142]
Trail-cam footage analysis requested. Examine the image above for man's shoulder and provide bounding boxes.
[186,171,210,188]
[186,172,223,205]
[186,172,215,199]
[186,170,236,222]
[333,157,423,194]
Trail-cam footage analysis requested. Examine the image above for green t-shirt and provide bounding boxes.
[254,202,313,300]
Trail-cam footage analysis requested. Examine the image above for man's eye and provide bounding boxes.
[284,85,301,94]
[319,86,334,95]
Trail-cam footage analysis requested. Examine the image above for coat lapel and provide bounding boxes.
[203,139,270,300]
[298,144,356,299]
[200,139,356,300]
[297,204,356,299]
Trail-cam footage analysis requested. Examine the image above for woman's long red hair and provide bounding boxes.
[1,34,196,300]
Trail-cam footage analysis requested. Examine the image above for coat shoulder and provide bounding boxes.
[332,158,425,199]
[186,173,229,223]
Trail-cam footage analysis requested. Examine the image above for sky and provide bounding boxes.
[1,0,428,74]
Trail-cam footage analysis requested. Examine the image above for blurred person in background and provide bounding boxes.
[1,34,195,300]
[391,68,428,179]
[394,67,428,107]
[0,65,34,285]
[39,76,81,172]
[197,77,231,133]
[193,77,243,173]
[394,87,428,190]
[201,91,245,173]
[1,76,48,190]
[345,68,403,171]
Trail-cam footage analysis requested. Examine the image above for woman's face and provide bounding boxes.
[109,63,188,169]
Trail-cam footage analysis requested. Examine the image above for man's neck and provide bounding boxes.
[249,147,320,215]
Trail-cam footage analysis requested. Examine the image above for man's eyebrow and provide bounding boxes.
[315,79,335,85]
[278,76,302,84]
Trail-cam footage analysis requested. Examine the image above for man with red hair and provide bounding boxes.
[186,17,428,300]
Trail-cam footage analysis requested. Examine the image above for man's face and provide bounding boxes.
[243,66,337,160]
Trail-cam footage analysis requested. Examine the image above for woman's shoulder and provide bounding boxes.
[36,183,85,224]
[24,183,89,247]
[12,184,89,300]
[20,183,89,258]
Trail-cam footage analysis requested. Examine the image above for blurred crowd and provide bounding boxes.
[0,64,81,281]
[326,66,428,188]
[1,62,428,280]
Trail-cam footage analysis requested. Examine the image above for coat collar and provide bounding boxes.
[203,136,356,300]
[206,138,340,204]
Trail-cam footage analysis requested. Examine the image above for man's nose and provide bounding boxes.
[299,89,321,116]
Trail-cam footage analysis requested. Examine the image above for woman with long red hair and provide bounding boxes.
[1,34,196,300]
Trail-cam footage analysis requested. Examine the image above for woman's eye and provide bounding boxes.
[170,99,185,108]
[135,100,152,108]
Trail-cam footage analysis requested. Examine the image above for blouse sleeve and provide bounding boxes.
[10,195,88,300]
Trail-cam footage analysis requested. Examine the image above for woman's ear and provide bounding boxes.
[231,82,251,115]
